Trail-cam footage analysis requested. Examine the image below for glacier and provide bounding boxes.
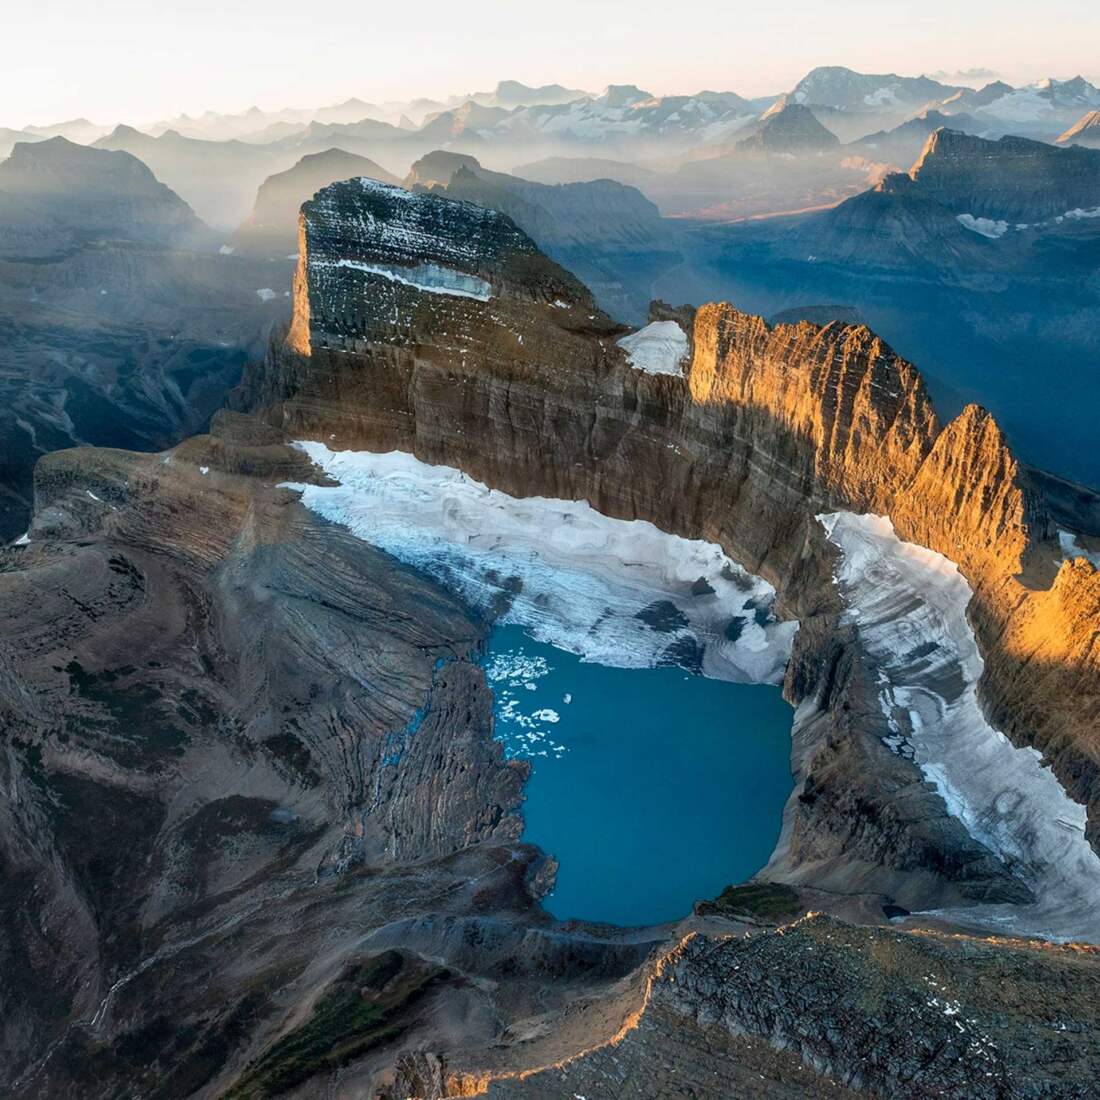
[321,257,492,301]
[821,511,1100,942]
[285,444,797,684]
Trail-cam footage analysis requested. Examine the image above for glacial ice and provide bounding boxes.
[821,511,1100,942]
[616,320,688,376]
[285,445,797,684]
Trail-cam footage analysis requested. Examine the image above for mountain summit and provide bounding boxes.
[736,103,840,155]
[0,136,206,258]
[1058,110,1100,148]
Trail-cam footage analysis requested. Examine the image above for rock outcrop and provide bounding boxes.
[886,128,1100,222]
[444,915,1100,1099]
[405,150,682,322]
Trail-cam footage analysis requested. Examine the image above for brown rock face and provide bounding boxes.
[0,414,541,1095]
[239,177,1100,871]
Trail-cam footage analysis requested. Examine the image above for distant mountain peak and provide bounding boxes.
[790,66,961,112]
[1057,110,1100,146]
[737,103,840,155]
[595,85,653,109]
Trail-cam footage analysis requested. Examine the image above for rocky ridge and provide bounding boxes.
[885,127,1100,222]
[735,103,840,156]
[0,136,208,259]
[0,138,283,542]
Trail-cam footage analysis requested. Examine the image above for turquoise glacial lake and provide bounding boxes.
[483,625,794,927]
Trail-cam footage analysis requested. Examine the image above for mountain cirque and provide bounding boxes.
[3,179,1100,1096]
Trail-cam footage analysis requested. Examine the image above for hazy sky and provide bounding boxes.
[4,0,1100,129]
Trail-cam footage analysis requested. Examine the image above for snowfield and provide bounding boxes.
[956,213,1009,239]
[285,444,797,684]
[616,320,689,376]
[322,257,492,301]
[821,511,1100,942]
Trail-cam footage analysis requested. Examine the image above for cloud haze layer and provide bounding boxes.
[5,0,1100,129]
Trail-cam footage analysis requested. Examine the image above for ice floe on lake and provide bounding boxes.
[484,648,566,759]
[285,444,797,684]
[821,511,1100,942]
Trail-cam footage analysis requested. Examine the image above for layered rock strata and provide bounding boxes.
[241,179,1100,893]
[0,412,572,1096]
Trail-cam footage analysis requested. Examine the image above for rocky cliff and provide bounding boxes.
[404,150,682,322]
[240,178,1100,900]
[883,128,1100,222]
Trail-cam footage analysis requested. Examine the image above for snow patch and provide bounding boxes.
[820,511,1100,942]
[321,258,491,301]
[285,445,797,684]
[1062,205,1100,221]
[956,213,1009,239]
[1059,529,1100,569]
[616,321,688,376]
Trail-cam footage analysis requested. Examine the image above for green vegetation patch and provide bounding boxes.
[225,951,446,1098]
[697,881,803,923]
